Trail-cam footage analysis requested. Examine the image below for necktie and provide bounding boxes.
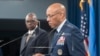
[26,34,32,43]
[52,29,58,45]
[49,29,58,52]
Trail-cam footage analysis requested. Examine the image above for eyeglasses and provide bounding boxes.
[47,12,60,18]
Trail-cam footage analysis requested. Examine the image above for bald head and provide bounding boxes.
[46,3,66,28]
[47,3,66,17]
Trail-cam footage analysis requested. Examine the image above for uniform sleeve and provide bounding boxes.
[66,27,86,56]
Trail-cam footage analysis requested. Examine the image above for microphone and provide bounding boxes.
[0,36,22,48]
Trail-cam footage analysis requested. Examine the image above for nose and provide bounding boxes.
[47,17,50,22]
[27,22,32,25]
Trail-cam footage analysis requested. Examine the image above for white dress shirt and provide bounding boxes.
[56,19,67,33]
[26,25,37,42]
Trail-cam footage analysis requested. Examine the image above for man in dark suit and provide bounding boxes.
[46,3,86,56]
[20,12,48,56]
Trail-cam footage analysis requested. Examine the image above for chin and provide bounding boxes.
[28,28,34,30]
[49,24,55,28]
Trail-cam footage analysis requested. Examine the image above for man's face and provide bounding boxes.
[25,16,37,30]
[46,9,61,28]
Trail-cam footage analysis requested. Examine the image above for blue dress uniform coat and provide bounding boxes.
[49,21,85,56]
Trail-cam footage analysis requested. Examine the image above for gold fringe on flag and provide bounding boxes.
[79,0,85,11]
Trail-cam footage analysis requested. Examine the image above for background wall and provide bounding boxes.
[0,0,67,19]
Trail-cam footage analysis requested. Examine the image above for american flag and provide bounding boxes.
[79,0,90,56]
[80,11,89,45]
[80,11,90,56]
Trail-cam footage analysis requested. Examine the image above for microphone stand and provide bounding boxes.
[0,36,22,48]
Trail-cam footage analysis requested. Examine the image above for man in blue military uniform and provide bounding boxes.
[46,3,86,56]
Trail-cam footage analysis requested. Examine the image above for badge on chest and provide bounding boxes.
[56,32,65,45]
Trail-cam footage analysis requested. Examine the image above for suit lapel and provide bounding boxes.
[20,33,28,53]
[25,33,37,48]
[20,27,40,54]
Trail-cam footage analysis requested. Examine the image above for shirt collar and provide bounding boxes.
[28,25,38,34]
[56,19,67,33]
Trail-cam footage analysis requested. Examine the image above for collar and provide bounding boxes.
[56,19,67,33]
[28,25,38,34]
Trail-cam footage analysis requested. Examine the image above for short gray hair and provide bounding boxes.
[25,12,37,21]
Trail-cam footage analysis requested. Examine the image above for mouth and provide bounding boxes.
[48,22,52,25]
[48,23,54,28]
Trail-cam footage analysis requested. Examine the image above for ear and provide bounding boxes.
[35,20,39,26]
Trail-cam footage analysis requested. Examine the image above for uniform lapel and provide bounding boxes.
[50,31,63,52]
[50,21,68,53]
[49,29,62,52]
[49,29,56,52]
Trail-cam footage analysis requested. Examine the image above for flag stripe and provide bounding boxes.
[89,0,97,56]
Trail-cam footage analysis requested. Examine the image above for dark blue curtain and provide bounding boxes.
[67,0,80,28]
[94,0,99,56]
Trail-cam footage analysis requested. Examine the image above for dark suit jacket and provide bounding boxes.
[20,27,49,56]
[49,21,85,56]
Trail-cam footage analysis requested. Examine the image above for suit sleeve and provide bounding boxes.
[34,31,49,54]
[66,27,86,56]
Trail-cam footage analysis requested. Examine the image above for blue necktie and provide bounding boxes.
[50,29,58,50]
